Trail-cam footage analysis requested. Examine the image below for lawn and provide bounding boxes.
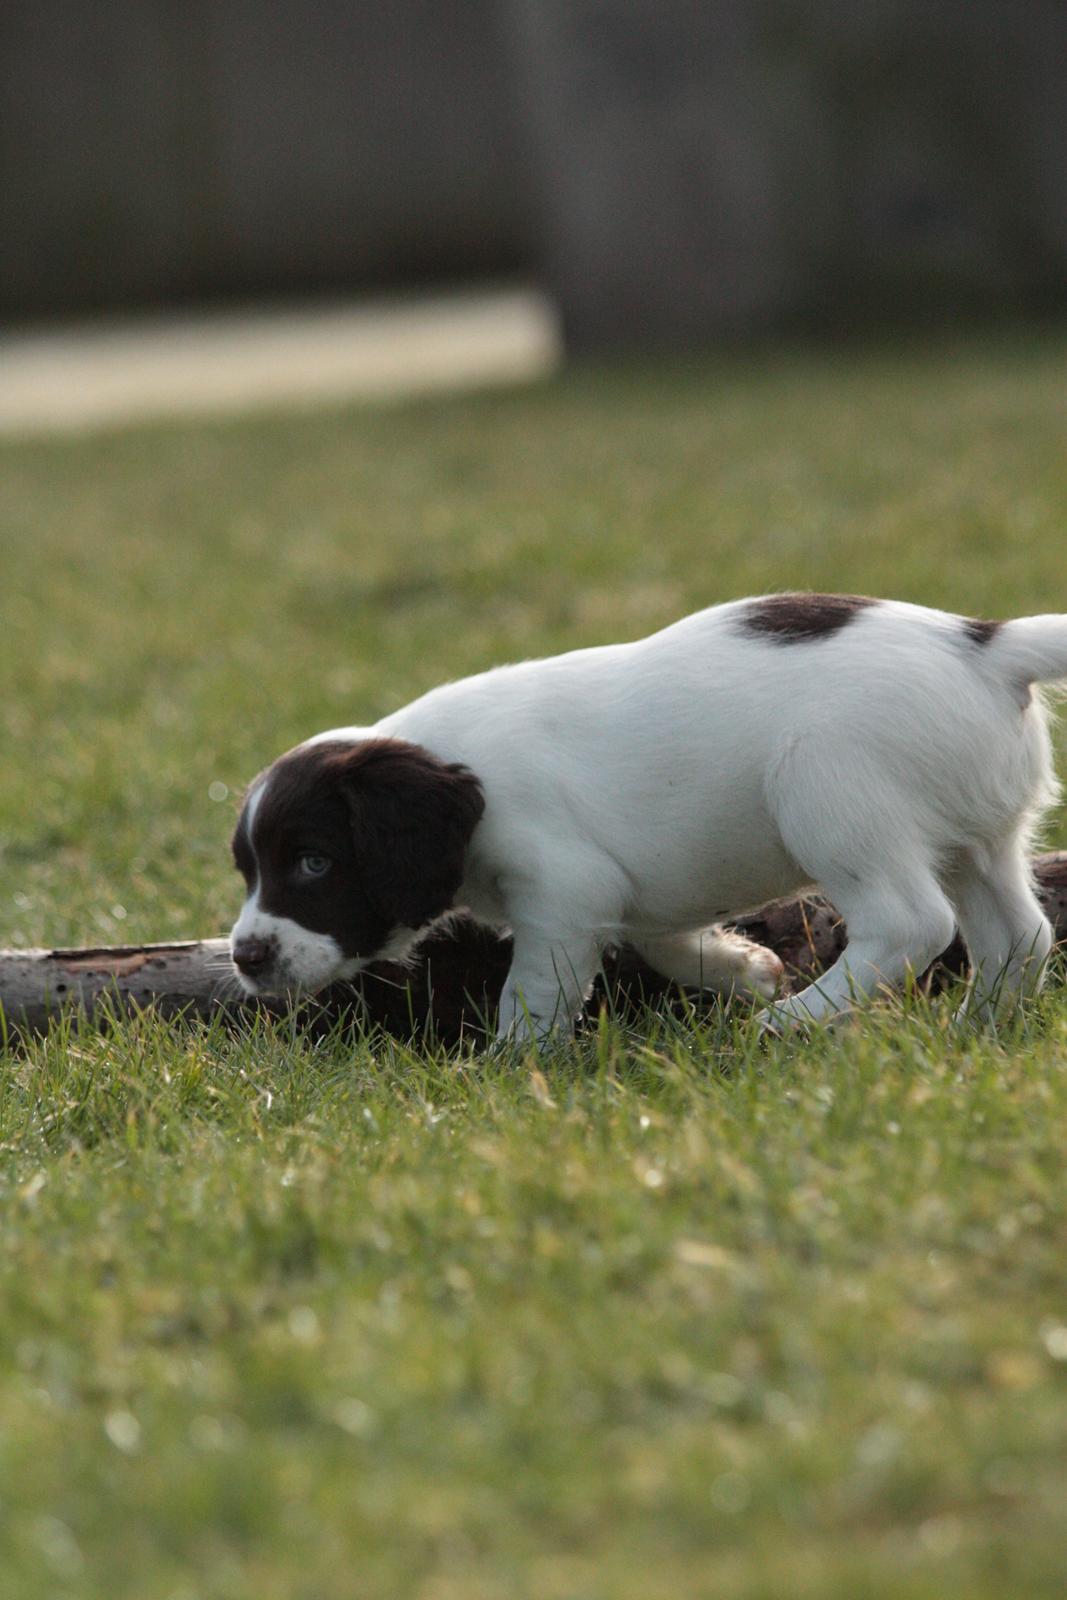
[1,328,1067,1599]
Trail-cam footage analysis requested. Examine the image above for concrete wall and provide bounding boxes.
[0,1,529,318]
[506,0,1067,345]
[3,1,1067,341]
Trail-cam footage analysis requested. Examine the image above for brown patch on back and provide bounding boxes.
[961,616,1002,646]
[739,593,877,644]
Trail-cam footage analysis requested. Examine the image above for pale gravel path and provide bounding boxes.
[0,285,562,437]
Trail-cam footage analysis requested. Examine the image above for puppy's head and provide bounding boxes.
[228,738,485,996]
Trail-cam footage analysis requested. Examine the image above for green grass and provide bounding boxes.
[2,328,1067,1598]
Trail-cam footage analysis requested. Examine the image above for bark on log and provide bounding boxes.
[2,853,1066,1045]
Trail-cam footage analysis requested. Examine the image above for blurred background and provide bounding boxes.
[3,0,1067,428]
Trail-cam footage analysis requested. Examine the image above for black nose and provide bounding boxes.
[232,936,272,976]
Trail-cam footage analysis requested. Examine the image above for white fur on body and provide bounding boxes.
[249,598,1067,1037]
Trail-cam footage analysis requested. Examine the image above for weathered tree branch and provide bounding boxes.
[3,853,1066,1044]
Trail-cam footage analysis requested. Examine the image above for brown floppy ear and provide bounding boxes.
[335,740,485,931]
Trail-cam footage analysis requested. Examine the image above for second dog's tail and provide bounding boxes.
[991,615,1067,686]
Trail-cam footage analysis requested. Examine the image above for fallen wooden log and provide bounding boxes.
[3,853,1066,1045]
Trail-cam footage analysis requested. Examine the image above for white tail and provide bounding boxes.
[993,615,1067,685]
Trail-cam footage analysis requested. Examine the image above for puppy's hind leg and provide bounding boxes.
[764,747,957,1029]
[948,841,1054,1021]
[759,868,957,1029]
[631,928,784,1002]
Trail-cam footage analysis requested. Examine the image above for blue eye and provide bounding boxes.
[297,854,331,879]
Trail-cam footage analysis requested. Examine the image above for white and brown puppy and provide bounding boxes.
[230,593,1066,1039]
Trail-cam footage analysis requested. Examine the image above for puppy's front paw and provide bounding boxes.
[739,944,785,1001]
[711,932,784,1001]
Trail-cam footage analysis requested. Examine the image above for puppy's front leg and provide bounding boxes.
[496,919,600,1043]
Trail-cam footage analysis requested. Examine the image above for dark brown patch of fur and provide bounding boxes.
[962,616,1002,646]
[739,593,876,644]
[334,739,486,932]
[232,738,485,959]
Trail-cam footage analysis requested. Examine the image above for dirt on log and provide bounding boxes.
[2,853,1066,1045]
